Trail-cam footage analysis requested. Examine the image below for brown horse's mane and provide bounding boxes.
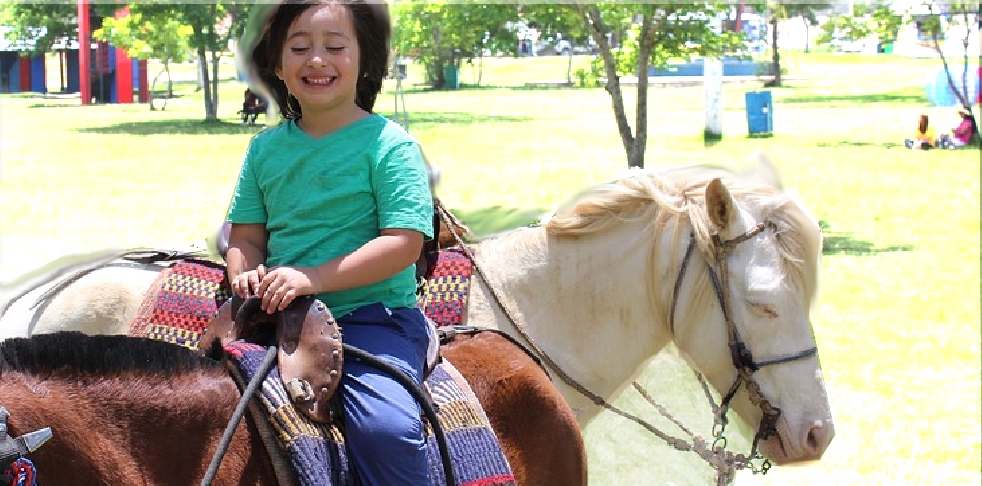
[0,332,221,376]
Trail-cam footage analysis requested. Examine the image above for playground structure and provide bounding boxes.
[0,2,148,104]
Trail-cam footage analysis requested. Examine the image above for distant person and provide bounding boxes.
[240,88,267,125]
[905,114,936,150]
[946,109,977,148]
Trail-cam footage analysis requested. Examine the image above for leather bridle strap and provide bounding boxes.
[668,221,819,475]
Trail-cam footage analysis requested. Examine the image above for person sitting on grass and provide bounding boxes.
[905,114,936,150]
[947,109,977,148]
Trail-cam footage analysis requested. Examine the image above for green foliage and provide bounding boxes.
[870,6,903,43]
[94,13,193,62]
[0,3,75,53]
[573,67,598,87]
[0,3,121,53]
[817,13,871,45]
[393,2,517,88]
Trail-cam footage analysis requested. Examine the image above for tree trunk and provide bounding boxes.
[197,47,217,121]
[803,17,810,53]
[566,50,573,86]
[770,16,782,87]
[704,56,723,141]
[210,51,221,121]
[578,4,639,169]
[150,64,171,112]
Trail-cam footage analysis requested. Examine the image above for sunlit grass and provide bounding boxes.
[2,52,979,485]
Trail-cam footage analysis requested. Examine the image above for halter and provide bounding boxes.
[669,221,819,478]
[434,201,818,485]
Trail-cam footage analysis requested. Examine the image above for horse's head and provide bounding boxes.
[671,176,833,466]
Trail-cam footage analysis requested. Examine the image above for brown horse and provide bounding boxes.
[0,331,585,486]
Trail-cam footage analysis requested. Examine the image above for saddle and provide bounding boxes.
[199,295,343,424]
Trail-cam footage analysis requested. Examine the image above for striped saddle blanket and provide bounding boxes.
[129,257,512,486]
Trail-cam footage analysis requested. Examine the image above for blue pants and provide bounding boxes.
[336,303,431,486]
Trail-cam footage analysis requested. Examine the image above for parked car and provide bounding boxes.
[554,38,572,54]
[552,34,597,55]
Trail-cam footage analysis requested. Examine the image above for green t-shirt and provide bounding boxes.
[226,115,433,317]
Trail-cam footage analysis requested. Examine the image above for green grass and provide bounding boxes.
[2,52,980,485]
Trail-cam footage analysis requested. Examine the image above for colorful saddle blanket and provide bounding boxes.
[128,258,230,347]
[225,340,515,486]
[416,247,474,327]
[129,258,511,486]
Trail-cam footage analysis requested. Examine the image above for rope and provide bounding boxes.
[434,202,707,453]
[201,345,278,486]
[343,344,456,486]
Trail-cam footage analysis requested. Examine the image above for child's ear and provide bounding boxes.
[275,65,283,80]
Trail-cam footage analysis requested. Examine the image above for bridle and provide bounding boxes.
[434,202,819,485]
[669,220,819,480]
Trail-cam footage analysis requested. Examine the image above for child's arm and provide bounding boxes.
[255,228,423,313]
[226,223,269,297]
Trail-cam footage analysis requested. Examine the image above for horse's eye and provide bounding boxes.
[748,301,779,319]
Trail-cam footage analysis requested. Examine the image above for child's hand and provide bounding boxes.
[257,266,316,313]
[231,265,267,299]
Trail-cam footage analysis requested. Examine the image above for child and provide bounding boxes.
[226,1,433,484]
[905,114,936,149]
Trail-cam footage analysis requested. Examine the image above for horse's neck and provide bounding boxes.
[466,225,675,425]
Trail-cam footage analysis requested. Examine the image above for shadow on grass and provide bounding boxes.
[389,111,533,130]
[781,92,925,105]
[75,119,269,135]
[820,221,914,255]
[817,141,906,149]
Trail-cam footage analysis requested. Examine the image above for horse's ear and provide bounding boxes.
[706,178,736,233]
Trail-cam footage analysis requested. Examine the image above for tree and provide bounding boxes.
[758,1,833,86]
[784,3,824,53]
[130,2,250,122]
[93,12,193,110]
[1,2,247,122]
[520,5,588,85]
[393,2,516,89]
[573,2,742,168]
[0,3,121,53]
[910,1,981,139]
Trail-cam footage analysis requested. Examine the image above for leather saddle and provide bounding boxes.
[199,295,343,424]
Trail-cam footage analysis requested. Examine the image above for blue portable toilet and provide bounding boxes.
[30,54,46,93]
[745,90,773,136]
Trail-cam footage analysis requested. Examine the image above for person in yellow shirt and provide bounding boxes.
[905,114,936,149]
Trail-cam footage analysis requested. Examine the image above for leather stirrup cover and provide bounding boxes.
[276,296,344,424]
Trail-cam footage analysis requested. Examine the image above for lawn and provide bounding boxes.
[1,51,979,485]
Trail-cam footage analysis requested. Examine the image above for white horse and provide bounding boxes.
[0,167,833,472]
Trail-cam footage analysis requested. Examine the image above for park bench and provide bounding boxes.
[238,103,266,126]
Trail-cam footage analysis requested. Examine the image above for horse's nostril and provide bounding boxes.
[805,421,834,457]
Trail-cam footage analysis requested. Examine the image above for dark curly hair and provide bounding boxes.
[249,0,391,119]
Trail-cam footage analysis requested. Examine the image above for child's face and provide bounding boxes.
[275,3,360,115]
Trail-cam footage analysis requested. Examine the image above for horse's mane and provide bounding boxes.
[544,167,822,312]
[0,332,221,376]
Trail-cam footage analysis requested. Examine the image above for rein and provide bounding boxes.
[435,201,816,485]
[667,221,819,481]
[435,202,739,474]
